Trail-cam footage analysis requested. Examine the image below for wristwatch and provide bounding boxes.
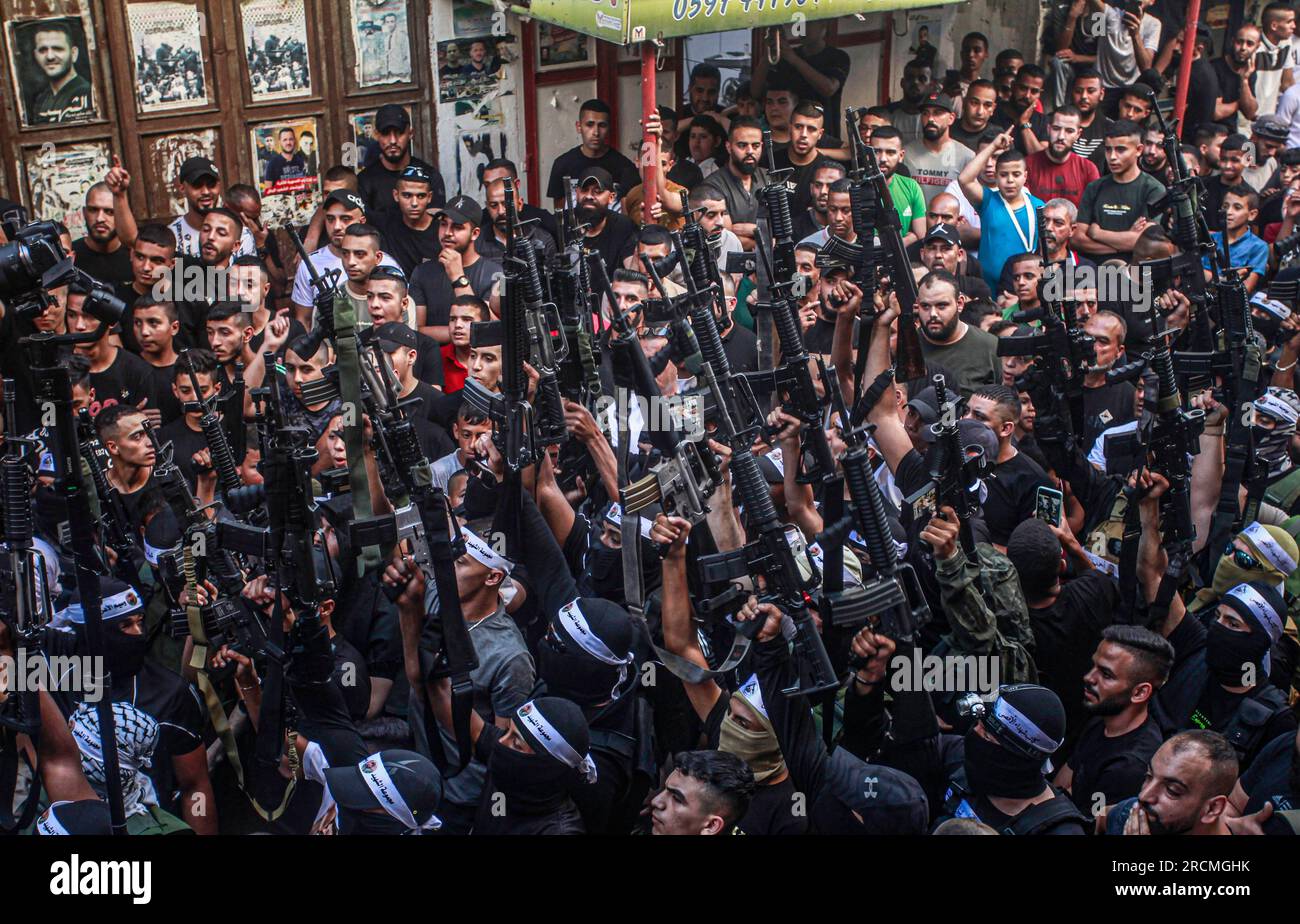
[453,275,469,288]
[1020,122,1032,132]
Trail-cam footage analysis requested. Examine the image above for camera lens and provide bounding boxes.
[0,240,38,301]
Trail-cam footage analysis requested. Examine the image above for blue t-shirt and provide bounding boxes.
[976,190,1044,291]
[1204,230,1269,280]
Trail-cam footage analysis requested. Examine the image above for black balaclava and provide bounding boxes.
[963,684,1065,799]
[66,577,149,679]
[488,697,594,814]
[1206,581,1286,687]
[536,597,637,709]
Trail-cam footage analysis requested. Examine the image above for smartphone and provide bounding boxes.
[1035,485,1064,527]
[905,484,938,526]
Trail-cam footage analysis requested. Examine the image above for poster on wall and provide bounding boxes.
[127,1,209,113]
[455,128,508,202]
[351,0,412,86]
[347,105,412,173]
[147,130,219,216]
[537,23,590,69]
[22,141,111,238]
[451,0,495,38]
[436,35,515,103]
[242,0,312,100]
[251,118,321,226]
[908,16,940,70]
[5,14,99,126]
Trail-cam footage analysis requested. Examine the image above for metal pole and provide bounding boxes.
[1173,0,1203,131]
[641,41,659,221]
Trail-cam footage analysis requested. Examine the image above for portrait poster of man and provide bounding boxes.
[22,141,111,237]
[147,130,218,215]
[242,0,312,101]
[251,118,321,226]
[5,15,98,127]
[437,36,514,104]
[126,1,210,113]
[351,0,411,86]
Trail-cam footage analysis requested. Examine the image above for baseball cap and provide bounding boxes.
[374,321,417,351]
[906,387,940,443]
[956,417,1000,462]
[375,103,411,132]
[436,195,483,226]
[324,189,367,215]
[1253,116,1290,142]
[923,223,961,247]
[578,167,616,192]
[178,156,219,185]
[324,749,443,833]
[919,93,956,114]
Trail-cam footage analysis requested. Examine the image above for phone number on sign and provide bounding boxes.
[671,0,809,22]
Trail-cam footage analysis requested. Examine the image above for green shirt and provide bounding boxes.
[888,173,926,234]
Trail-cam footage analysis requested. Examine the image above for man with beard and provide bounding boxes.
[159,158,256,260]
[1244,117,1289,191]
[574,168,638,273]
[884,58,933,145]
[1067,69,1111,168]
[263,126,308,183]
[937,684,1088,835]
[1104,731,1238,835]
[1026,107,1099,207]
[481,158,560,243]
[546,98,640,209]
[28,21,92,123]
[904,94,975,207]
[792,159,846,242]
[409,196,499,344]
[869,126,927,247]
[919,224,991,300]
[166,206,243,347]
[1195,123,1229,179]
[45,577,217,834]
[949,79,999,151]
[477,176,557,264]
[915,271,1000,397]
[358,104,444,222]
[1213,24,1261,133]
[1081,311,1135,448]
[989,64,1049,155]
[1139,124,1173,185]
[697,117,769,252]
[774,102,834,214]
[376,166,439,276]
[1056,626,1171,813]
[72,183,131,285]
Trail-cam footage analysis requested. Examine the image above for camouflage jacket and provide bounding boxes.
[933,542,1038,684]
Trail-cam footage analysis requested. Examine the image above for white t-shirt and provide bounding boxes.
[291,244,400,308]
[1097,8,1161,89]
[1253,34,1300,129]
[169,214,256,260]
[904,140,975,207]
[943,178,981,231]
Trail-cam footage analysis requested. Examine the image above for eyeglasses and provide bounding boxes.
[1223,541,1261,571]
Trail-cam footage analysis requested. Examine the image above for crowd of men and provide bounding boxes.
[4,9,1300,837]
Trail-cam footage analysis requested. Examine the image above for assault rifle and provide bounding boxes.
[76,408,145,588]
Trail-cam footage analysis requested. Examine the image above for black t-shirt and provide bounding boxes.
[950,122,991,151]
[1212,56,1250,134]
[521,203,561,243]
[584,212,638,275]
[1239,731,1298,815]
[409,255,501,327]
[773,149,822,214]
[378,215,441,277]
[1181,57,1221,145]
[72,238,133,286]
[158,417,209,489]
[964,791,1087,835]
[1029,570,1121,748]
[668,158,704,191]
[1082,381,1136,450]
[546,146,642,202]
[88,347,158,417]
[413,333,444,387]
[990,106,1048,155]
[249,317,307,356]
[357,156,445,223]
[148,362,182,422]
[983,449,1053,546]
[767,44,852,118]
[792,208,824,242]
[1073,116,1113,172]
[737,775,809,835]
[722,321,759,373]
[1066,713,1164,813]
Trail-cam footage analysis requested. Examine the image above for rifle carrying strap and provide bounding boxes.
[332,290,382,575]
[183,545,296,821]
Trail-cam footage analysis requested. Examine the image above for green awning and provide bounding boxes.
[495,0,962,44]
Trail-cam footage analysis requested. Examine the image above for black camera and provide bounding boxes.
[0,219,125,325]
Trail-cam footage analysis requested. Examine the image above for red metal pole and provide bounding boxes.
[641,41,659,223]
[1173,0,1203,131]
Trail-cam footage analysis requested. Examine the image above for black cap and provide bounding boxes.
[324,189,367,215]
[906,388,939,443]
[920,92,956,114]
[436,195,483,226]
[323,750,443,829]
[578,167,616,192]
[178,156,220,185]
[470,319,503,347]
[923,223,961,247]
[375,321,417,351]
[375,103,411,132]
